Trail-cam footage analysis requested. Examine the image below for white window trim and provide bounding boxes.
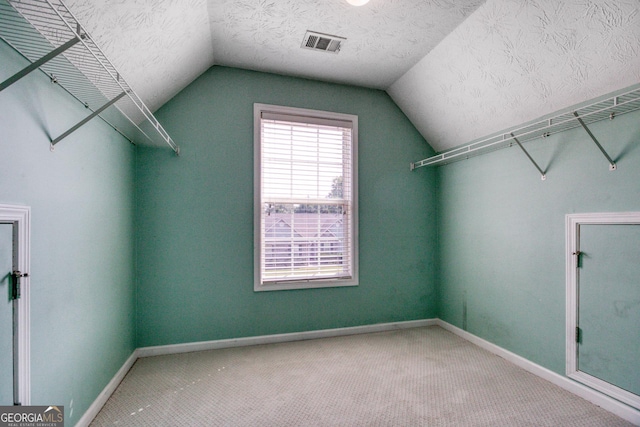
[254,103,358,292]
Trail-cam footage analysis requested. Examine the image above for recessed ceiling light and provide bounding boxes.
[346,0,370,6]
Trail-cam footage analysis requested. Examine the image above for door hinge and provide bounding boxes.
[576,326,582,344]
[11,271,28,300]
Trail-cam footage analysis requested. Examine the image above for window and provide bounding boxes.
[254,104,358,291]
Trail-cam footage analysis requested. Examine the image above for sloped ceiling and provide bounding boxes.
[61,0,640,154]
[206,0,484,89]
[64,0,484,112]
[64,0,214,115]
[389,0,640,152]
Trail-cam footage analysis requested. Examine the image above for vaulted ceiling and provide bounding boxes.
[389,0,640,152]
[63,0,640,153]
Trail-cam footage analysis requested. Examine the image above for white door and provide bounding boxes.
[0,205,30,405]
[578,224,640,397]
[0,223,13,404]
[566,212,640,411]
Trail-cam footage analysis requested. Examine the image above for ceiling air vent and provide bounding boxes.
[302,31,345,54]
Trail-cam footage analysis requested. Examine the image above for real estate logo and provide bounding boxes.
[0,406,64,427]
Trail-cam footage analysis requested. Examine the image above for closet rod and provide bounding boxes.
[411,87,640,170]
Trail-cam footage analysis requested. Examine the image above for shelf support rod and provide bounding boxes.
[573,112,616,171]
[51,91,126,146]
[511,133,546,181]
[0,36,80,93]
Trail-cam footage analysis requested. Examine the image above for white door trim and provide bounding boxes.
[0,204,31,405]
[566,212,640,410]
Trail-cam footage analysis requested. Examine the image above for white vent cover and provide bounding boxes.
[301,31,345,54]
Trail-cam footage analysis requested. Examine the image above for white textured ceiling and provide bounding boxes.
[64,0,484,112]
[389,0,640,152]
[62,0,640,153]
[207,0,485,89]
[64,0,214,114]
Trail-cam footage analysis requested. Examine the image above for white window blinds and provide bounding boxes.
[256,106,357,288]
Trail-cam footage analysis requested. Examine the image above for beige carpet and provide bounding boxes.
[90,326,634,426]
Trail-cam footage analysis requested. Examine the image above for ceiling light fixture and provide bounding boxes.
[346,0,370,6]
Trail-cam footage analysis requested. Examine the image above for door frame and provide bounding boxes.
[566,211,640,410]
[0,204,30,405]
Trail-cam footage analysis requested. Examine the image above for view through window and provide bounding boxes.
[254,104,358,291]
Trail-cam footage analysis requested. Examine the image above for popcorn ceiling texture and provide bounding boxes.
[63,0,484,114]
[62,0,639,153]
[206,0,484,89]
[389,0,640,152]
[64,0,213,115]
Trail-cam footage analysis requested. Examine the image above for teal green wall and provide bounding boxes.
[437,107,640,374]
[0,40,136,423]
[6,25,636,420]
[135,66,437,347]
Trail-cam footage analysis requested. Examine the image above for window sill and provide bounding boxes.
[254,278,358,292]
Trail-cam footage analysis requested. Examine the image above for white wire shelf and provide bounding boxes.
[0,0,179,154]
[411,86,640,170]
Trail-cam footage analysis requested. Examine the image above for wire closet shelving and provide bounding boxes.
[411,86,640,179]
[0,0,179,154]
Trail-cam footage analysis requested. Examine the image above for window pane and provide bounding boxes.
[256,105,356,288]
[263,205,350,281]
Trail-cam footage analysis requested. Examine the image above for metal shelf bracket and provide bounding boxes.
[511,133,546,181]
[0,35,80,92]
[0,0,180,154]
[573,112,616,171]
[410,87,639,172]
[52,91,126,145]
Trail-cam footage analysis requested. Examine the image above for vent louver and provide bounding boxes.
[302,31,345,54]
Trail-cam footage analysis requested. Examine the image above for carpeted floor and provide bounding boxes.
[90,326,634,426]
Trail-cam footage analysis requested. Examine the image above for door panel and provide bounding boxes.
[0,224,13,404]
[579,224,640,396]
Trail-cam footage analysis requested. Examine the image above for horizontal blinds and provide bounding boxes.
[261,111,353,129]
[260,114,353,284]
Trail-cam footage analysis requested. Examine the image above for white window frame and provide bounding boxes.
[254,103,358,292]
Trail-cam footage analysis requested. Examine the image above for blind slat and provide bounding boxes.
[259,110,354,285]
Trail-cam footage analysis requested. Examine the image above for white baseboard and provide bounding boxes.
[77,319,640,427]
[136,319,438,358]
[436,319,640,426]
[75,350,139,427]
[77,319,436,426]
